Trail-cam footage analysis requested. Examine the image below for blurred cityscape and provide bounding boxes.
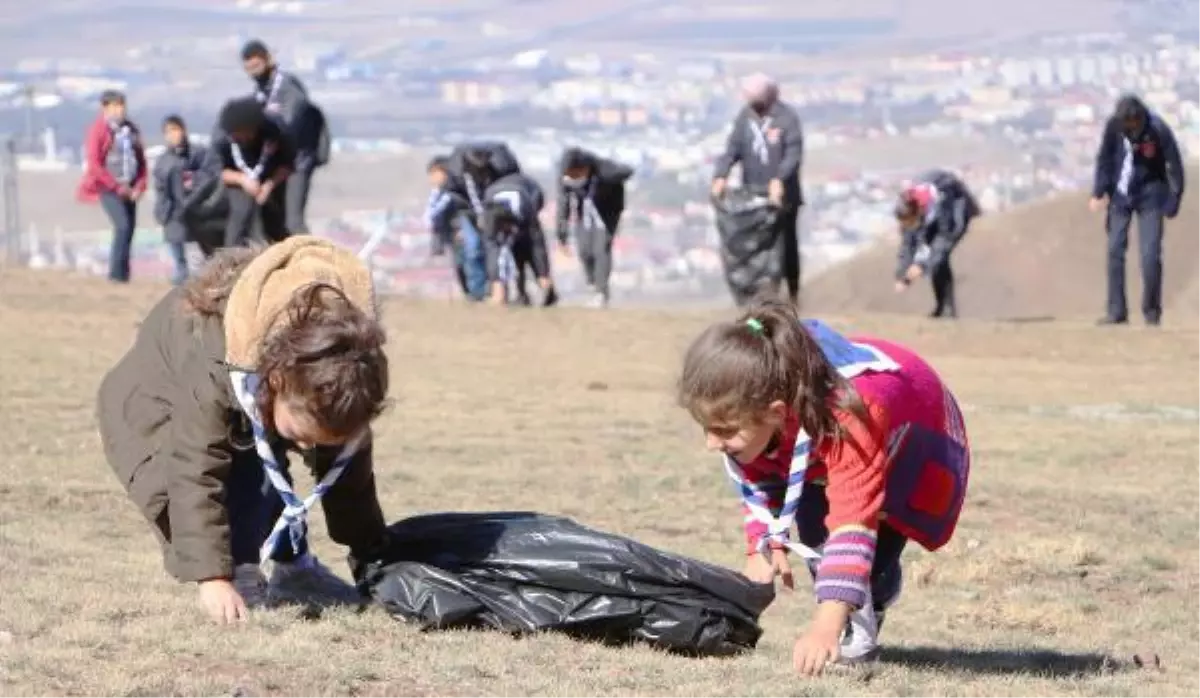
[0,1,1196,302]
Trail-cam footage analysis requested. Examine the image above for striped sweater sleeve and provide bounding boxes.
[815,402,888,609]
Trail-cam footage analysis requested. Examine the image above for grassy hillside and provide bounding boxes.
[0,269,1195,695]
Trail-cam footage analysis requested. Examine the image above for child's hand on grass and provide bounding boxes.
[198,578,248,624]
[793,601,852,676]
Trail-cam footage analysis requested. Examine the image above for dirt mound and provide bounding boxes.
[804,167,1199,324]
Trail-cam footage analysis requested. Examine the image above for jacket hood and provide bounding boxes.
[223,236,376,370]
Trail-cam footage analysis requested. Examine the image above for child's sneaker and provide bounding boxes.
[835,604,883,666]
[873,565,904,634]
[267,554,363,606]
[232,563,269,609]
[832,568,903,668]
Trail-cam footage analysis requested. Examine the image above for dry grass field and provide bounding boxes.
[0,269,1196,696]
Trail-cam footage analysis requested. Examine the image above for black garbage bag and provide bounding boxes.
[354,512,774,657]
[180,176,230,254]
[713,191,781,307]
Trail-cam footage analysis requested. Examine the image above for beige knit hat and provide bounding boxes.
[223,236,375,370]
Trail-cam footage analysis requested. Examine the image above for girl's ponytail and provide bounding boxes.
[739,298,847,441]
[679,295,867,442]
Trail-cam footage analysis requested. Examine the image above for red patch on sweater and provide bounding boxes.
[909,462,955,516]
[1140,141,1157,158]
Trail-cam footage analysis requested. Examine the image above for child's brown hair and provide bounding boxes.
[255,283,389,439]
[183,247,389,440]
[677,296,867,443]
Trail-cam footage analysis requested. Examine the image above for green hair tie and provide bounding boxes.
[745,318,765,336]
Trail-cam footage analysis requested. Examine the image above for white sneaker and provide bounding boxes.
[232,563,268,609]
[587,291,609,309]
[837,604,882,665]
[266,553,362,605]
[833,572,903,667]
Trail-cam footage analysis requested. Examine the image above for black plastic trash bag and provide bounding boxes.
[354,512,775,657]
[180,176,230,253]
[712,191,781,307]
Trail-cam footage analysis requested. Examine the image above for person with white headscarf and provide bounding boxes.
[711,73,806,305]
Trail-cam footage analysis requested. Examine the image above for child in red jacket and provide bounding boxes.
[677,298,970,675]
[77,90,148,283]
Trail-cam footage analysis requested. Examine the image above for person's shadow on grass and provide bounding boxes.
[880,646,1128,677]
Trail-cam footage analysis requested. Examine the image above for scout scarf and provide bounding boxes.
[722,319,900,559]
[229,369,366,564]
[111,122,136,183]
[221,236,377,565]
[747,116,772,164]
[254,69,284,107]
[565,176,604,230]
[230,139,276,182]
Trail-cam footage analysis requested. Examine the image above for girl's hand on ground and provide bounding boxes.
[198,578,248,624]
[792,626,842,676]
[793,601,853,675]
[742,549,794,590]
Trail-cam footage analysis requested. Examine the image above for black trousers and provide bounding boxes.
[777,207,801,304]
[225,183,289,248]
[484,231,554,304]
[796,483,906,611]
[930,259,956,318]
[1106,204,1164,323]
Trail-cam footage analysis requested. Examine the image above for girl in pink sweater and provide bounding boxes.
[678,298,971,674]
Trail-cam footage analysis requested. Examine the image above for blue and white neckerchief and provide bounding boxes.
[228,369,366,565]
[747,115,773,164]
[722,320,900,560]
[254,69,284,107]
[230,142,268,182]
[490,189,522,219]
[1117,136,1134,197]
[111,122,136,183]
[498,245,517,286]
[487,189,524,284]
[463,175,486,214]
[566,176,604,230]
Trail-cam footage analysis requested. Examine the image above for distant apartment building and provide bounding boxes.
[1032,59,1055,88]
[1055,58,1077,86]
[440,80,506,107]
[572,104,650,128]
[1077,57,1098,84]
[999,60,1032,88]
[967,86,1014,105]
[1053,104,1096,125]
